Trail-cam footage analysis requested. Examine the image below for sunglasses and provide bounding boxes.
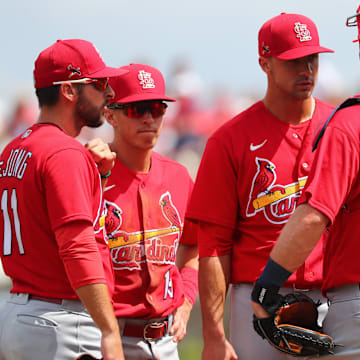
[107,101,168,118]
[53,77,109,91]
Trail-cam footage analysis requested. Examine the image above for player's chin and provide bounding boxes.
[87,117,104,128]
[138,132,159,142]
[294,89,313,100]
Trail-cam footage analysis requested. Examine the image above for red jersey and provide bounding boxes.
[98,152,194,318]
[186,99,334,288]
[299,98,360,292]
[0,123,110,299]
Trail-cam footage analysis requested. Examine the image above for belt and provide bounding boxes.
[29,295,63,304]
[123,320,169,341]
[292,284,311,292]
[289,284,321,292]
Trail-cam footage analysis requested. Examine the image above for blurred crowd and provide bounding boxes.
[0,57,349,180]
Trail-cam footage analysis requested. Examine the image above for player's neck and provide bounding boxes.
[263,95,315,125]
[37,105,81,137]
[110,142,152,174]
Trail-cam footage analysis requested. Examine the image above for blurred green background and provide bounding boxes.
[178,299,203,360]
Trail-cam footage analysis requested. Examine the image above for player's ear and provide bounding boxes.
[259,56,271,74]
[60,83,77,102]
[105,108,117,127]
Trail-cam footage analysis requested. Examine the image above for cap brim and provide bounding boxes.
[276,46,334,60]
[88,66,129,79]
[113,94,176,104]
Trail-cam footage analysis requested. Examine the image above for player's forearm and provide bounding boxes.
[271,203,328,272]
[76,283,124,359]
[76,283,120,336]
[176,243,199,270]
[199,255,231,340]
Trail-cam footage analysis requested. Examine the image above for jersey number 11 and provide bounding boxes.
[1,189,24,255]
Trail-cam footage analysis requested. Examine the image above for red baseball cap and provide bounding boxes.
[108,63,176,104]
[258,13,334,60]
[33,39,128,89]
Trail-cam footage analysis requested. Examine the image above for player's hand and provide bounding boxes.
[202,337,238,360]
[101,330,125,360]
[169,297,192,343]
[85,138,116,177]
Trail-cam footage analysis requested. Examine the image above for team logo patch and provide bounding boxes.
[159,192,181,229]
[138,70,155,89]
[105,191,182,271]
[294,22,312,42]
[104,201,123,238]
[246,157,307,224]
[67,64,81,78]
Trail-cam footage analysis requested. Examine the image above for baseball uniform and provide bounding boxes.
[0,123,110,360]
[186,98,334,359]
[96,151,195,359]
[297,96,360,358]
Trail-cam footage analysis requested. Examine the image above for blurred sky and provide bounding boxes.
[2,0,360,109]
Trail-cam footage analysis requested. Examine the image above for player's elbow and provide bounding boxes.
[298,203,329,230]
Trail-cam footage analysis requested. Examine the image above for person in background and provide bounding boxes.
[185,12,334,360]
[99,63,199,360]
[251,6,360,359]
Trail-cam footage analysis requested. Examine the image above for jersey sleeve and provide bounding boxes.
[300,125,360,223]
[55,220,106,290]
[198,221,234,258]
[186,136,239,229]
[180,219,198,245]
[43,149,96,230]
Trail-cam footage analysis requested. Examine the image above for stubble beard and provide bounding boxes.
[75,88,104,128]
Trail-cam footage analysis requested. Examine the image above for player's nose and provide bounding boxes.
[105,84,115,99]
[306,61,313,74]
[298,58,314,75]
[142,111,155,124]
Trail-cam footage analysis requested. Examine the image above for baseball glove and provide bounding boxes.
[75,355,102,360]
[252,286,336,357]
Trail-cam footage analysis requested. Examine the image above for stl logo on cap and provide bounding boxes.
[294,22,312,42]
[138,70,155,89]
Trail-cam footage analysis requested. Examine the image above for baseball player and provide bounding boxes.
[185,13,334,360]
[0,39,128,360]
[98,63,199,360]
[251,6,360,359]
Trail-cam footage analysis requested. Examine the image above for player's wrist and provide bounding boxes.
[251,257,291,315]
[202,326,227,341]
[100,170,112,179]
[99,320,121,337]
[257,257,292,288]
[251,282,283,316]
